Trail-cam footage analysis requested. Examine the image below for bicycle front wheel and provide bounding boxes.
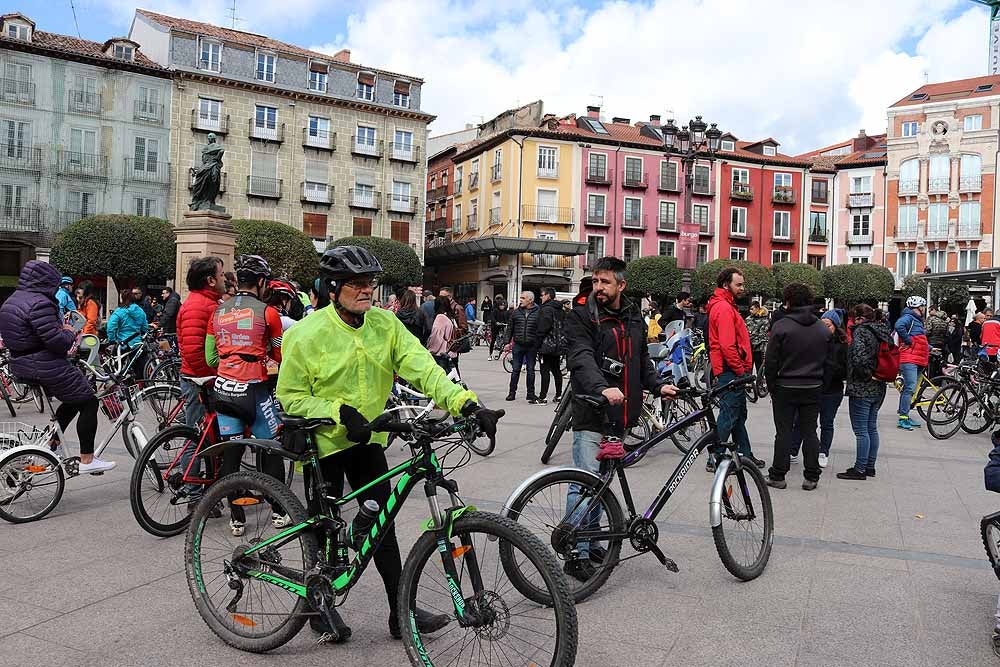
[961,394,994,434]
[186,471,316,653]
[926,384,966,440]
[0,449,65,523]
[399,511,578,667]
[130,425,200,537]
[502,353,513,374]
[712,457,773,581]
[915,376,957,421]
[541,393,573,464]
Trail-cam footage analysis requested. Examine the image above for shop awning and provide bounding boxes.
[425,236,587,265]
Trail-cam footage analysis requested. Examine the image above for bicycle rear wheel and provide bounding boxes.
[502,352,513,373]
[663,395,709,454]
[400,512,578,666]
[185,471,315,653]
[541,393,573,464]
[0,449,65,523]
[622,413,652,468]
[915,376,957,421]
[123,384,184,459]
[961,394,994,434]
[926,384,966,440]
[712,457,773,581]
[130,425,201,537]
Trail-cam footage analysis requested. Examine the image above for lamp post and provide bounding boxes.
[662,116,722,289]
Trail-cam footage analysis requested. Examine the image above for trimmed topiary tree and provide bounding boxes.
[901,273,970,315]
[329,236,422,287]
[821,263,895,306]
[50,214,175,288]
[771,262,824,299]
[692,259,776,301]
[624,256,683,303]
[233,219,319,287]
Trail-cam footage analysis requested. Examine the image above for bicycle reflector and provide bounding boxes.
[451,545,472,558]
[230,614,257,627]
[231,496,262,506]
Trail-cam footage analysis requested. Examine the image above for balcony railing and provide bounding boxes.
[0,78,35,106]
[467,212,478,230]
[349,188,381,210]
[730,183,753,200]
[771,227,795,243]
[772,187,796,204]
[960,175,983,193]
[586,211,608,226]
[67,90,101,115]
[188,168,228,193]
[249,119,284,143]
[811,191,828,204]
[587,167,612,186]
[847,229,874,245]
[301,182,334,205]
[692,182,714,196]
[622,173,647,189]
[659,174,680,192]
[957,223,983,240]
[124,158,170,185]
[522,204,575,225]
[848,192,873,208]
[57,210,94,228]
[699,221,714,236]
[489,207,501,226]
[57,150,109,179]
[428,185,448,201]
[351,136,383,158]
[808,229,828,243]
[898,179,919,196]
[390,142,419,163]
[246,175,282,199]
[491,164,502,182]
[0,205,42,233]
[303,127,336,151]
[729,225,751,240]
[927,177,950,194]
[468,172,480,190]
[658,214,677,232]
[190,108,229,135]
[537,164,559,179]
[0,145,42,171]
[389,195,418,214]
[894,224,918,242]
[925,224,949,240]
[622,213,647,230]
[133,100,164,124]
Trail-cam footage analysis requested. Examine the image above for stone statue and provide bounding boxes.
[190,133,226,212]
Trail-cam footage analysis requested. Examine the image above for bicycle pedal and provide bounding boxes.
[663,557,679,573]
[63,456,80,478]
[315,631,340,645]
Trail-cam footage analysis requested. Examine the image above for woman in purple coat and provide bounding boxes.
[0,261,115,473]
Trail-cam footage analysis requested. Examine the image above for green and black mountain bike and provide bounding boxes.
[184,406,577,666]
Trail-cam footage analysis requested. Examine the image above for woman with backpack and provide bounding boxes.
[837,304,892,481]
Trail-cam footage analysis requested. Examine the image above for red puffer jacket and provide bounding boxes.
[707,287,752,376]
[177,288,220,377]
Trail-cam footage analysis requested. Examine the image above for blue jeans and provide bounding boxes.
[898,363,919,417]
[789,392,844,457]
[566,429,603,559]
[178,377,207,491]
[716,370,753,456]
[849,395,882,472]
[508,343,537,398]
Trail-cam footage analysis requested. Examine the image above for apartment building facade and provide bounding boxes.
[425,145,456,249]
[129,10,432,255]
[885,75,998,282]
[0,12,172,284]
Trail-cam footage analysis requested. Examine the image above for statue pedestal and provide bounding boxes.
[175,210,237,300]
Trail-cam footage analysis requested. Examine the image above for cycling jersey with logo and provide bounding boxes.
[208,293,283,383]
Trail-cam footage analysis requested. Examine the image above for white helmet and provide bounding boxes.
[906,295,926,309]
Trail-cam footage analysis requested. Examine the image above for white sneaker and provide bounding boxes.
[230,519,245,537]
[818,453,828,468]
[789,455,799,464]
[78,458,116,474]
[272,513,292,529]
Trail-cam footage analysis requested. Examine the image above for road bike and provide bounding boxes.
[504,374,773,603]
[926,358,1000,439]
[183,407,578,665]
[501,346,568,376]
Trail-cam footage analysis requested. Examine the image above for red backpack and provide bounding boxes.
[873,339,900,382]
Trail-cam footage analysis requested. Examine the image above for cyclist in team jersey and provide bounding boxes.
[206,254,289,536]
[277,245,501,642]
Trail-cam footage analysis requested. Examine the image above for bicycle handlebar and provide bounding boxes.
[576,373,758,407]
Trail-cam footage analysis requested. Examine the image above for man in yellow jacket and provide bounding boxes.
[277,245,500,643]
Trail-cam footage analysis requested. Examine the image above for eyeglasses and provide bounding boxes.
[343,277,378,290]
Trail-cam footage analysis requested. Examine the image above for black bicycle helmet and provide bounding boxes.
[319,245,383,280]
[234,254,271,281]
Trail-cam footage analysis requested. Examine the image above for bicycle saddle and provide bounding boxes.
[281,414,336,431]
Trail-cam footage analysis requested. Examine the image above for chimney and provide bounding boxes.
[332,48,351,63]
[611,117,630,125]
[648,114,661,127]
[852,129,869,152]
[586,105,600,119]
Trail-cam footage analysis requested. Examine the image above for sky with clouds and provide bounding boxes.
[27,0,994,153]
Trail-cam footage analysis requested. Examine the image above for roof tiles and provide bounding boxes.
[891,74,1000,108]
[0,30,163,69]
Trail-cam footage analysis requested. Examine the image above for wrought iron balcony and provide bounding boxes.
[659,174,680,193]
[537,163,559,179]
[303,127,336,151]
[771,226,796,243]
[587,167,612,186]
[772,187,796,204]
[586,211,609,227]
[0,78,34,106]
[0,145,42,172]
[489,207,501,226]
[427,185,448,201]
[957,223,982,240]
[390,142,420,163]
[522,205,575,225]
[197,57,222,72]
[848,192,873,208]
[0,205,42,233]
[622,212,647,230]
[730,183,753,201]
[134,100,164,124]
[124,158,170,185]
[898,179,919,196]
[847,229,874,245]
[351,136,382,159]
[57,210,95,229]
[491,164,502,182]
[67,90,101,115]
[249,119,284,143]
[622,172,647,189]
[349,188,381,210]
[925,223,949,240]
[301,182,334,205]
[466,212,478,231]
[960,175,982,193]
[699,221,714,236]
[468,172,480,190]
[57,151,109,179]
[389,195,418,214]
[657,214,677,232]
[188,168,227,193]
[246,175,282,199]
[808,229,828,243]
[190,108,229,135]
[927,177,950,194]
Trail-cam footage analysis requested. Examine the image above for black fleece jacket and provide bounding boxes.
[764,306,831,390]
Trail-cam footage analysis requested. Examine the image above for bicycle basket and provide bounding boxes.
[99,388,126,420]
[0,422,52,450]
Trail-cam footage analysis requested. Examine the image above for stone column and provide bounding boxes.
[175,210,237,300]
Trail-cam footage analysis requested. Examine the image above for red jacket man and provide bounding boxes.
[707,286,752,377]
[176,257,225,426]
[983,315,1000,357]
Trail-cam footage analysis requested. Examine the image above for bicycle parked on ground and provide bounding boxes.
[504,374,773,603]
[183,406,578,665]
[894,348,958,421]
[926,357,1000,439]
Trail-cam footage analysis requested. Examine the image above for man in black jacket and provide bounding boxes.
[563,257,677,582]
[159,287,181,334]
[764,283,831,491]
[505,291,540,402]
[535,287,564,404]
[661,291,691,326]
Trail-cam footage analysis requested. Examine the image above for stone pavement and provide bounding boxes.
[0,348,997,666]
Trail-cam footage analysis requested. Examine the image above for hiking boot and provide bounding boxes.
[802,479,818,491]
[389,607,450,640]
[896,417,912,431]
[765,477,787,489]
[836,467,867,481]
[563,558,598,583]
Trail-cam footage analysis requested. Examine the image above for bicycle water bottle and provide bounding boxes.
[349,499,380,551]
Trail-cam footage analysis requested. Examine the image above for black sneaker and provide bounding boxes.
[765,477,787,489]
[802,479,818,491]
[836,467,867,481]
[746,454,766,469]
[535,398,549,405]
[563,558,597,583]
[389,607,450,640]
[865,467,876,478]
[505,394,515,401]
[553,394,562,402]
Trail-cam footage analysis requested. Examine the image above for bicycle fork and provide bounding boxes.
[708,455,756,528]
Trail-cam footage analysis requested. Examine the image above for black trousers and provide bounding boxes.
[768,386,822,482]
[306,443,402,613]
[55,398,99,455]
[538,353,563,399]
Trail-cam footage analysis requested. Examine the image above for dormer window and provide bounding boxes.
[357,72,375,101]
[6,23,29,41]
[256,51,276,82]
[103,38,138,62]
[763,145,776,156]
[720,140,735,151]
[114,44,134,61]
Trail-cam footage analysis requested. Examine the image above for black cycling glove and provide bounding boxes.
[461,401,503,440]
[339,404,371,445]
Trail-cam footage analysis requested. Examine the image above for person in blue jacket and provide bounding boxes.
[55,275,76,320]
[106,289,149,348]
[985,429,1000,656]
[465,298,476,323]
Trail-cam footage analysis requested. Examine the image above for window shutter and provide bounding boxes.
[303,212,327,239]
[355,170,376,187]
[353,217,372,236]
[305,158,327,184]
[252,151,277,178]
[391,220,409,242]
[310,61,329,73]
[393,80,411,95]
[358,72,376,86]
